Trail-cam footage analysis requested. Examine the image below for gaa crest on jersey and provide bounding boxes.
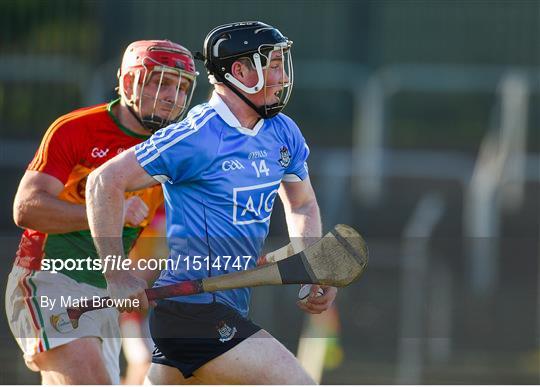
[50,312,74,333]
[216,320,237,342]
[279,146,291,168]
[91,147,110,158]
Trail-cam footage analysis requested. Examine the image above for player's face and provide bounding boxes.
[245,49,291,109]
[139,71,193,121]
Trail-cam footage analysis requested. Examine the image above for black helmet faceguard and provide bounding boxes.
[197,21,294,119]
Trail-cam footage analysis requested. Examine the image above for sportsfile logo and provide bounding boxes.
[232,180,280,225]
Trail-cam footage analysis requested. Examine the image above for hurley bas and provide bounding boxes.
[40,295,139,311]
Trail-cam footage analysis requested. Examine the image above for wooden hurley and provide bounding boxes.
[66,224,368,328]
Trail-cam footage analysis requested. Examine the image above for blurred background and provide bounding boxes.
[0,0,539,384]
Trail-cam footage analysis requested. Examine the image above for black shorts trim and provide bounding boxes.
[150,300,261,378]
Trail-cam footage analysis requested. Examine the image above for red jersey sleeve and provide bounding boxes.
[28,117,82,184]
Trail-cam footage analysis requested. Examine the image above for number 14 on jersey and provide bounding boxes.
[251,160,270,178]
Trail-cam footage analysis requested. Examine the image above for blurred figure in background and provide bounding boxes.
[297,304,343,383]
[120,206,167,384]
[5,40,197,384]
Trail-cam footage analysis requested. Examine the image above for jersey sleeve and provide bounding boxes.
[27,121,80,184]
[134,121,211,184]
[282,117,310,183]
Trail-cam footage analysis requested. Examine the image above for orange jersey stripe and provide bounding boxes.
[30,109,88,170]
[30,104,107,172]
[32,104,106,171]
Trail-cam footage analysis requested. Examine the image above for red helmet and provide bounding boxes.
[119,40,196,78]
[118,40,198,133]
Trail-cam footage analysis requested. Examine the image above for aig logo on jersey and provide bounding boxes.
[233,180,280,225]
[222,159,245,172]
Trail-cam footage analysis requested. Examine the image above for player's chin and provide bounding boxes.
[265,90,282,104]
[155,110,176,120]
[156,104,181,117]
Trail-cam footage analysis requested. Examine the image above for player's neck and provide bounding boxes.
[216,89,261,129]
[113,102,152,136]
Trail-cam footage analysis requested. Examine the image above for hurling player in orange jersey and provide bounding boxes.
[5,40,197,384]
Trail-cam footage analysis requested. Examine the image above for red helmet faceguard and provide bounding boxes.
[118,40,198,133]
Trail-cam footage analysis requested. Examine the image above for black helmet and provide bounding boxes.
[197,21,294,118]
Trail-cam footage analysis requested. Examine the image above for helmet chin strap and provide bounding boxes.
[125,103,155,134]
[141,116,167,133]
[215,73,280,119]
[126,95,182,134]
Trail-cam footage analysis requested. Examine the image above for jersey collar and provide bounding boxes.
[107,99,151,140]
[209,92,264,137]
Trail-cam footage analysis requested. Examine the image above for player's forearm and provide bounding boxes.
[13,191,88,233]
[260,201,320,265]
[284,199,322,251]
[86,169,127,281]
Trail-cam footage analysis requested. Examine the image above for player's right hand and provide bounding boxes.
[296,285,337,315]
[106,272,150,313]
[124,196,149,226]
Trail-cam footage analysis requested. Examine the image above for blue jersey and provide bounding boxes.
[134,93,310,316]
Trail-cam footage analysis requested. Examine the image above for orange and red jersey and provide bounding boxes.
[14,99,163,288]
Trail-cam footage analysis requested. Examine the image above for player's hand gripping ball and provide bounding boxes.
[298,284,324,304]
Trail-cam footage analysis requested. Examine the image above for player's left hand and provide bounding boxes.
[296,285,337,314]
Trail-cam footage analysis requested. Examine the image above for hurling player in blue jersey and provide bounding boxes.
[86,21,336,384]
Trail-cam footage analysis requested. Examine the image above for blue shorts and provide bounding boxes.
[150,300,261,378]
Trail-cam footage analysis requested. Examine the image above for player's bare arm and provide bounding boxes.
[86,147,158,313]
[279,177,322,240]
[279,177,338,314]
[13,171,89,233]
[13,170,149,234]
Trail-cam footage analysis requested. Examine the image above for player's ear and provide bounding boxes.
[121,72,135,100]
[231,61,246,80]
[231,60,256,88]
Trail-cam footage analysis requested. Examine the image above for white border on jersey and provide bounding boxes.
[136,105,212,160]
[138,111,217,168]
[232,180,281,225]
